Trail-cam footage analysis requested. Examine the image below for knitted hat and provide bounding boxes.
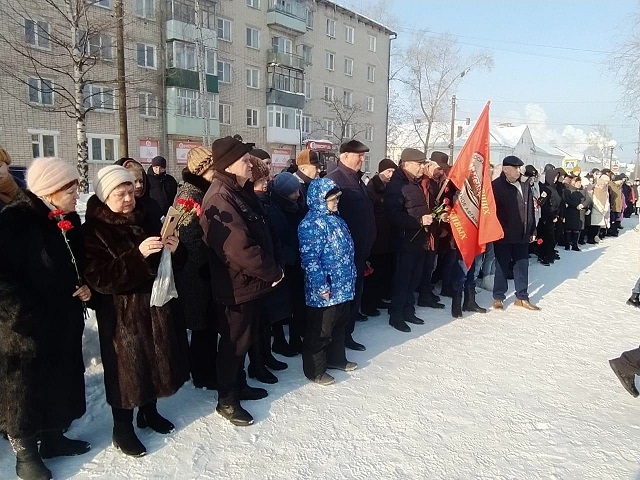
[378,158,396,173]
[296,149,319,166]
[27,157,79,197]
[94,165,135,202]
[250,148,271,161]
[151,156,167,168]
[251,157,271,182]
[212,136,253,172]
[0,146,11,165]
[187,146,214,176]
[271,172,300,197]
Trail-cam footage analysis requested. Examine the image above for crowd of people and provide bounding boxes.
[0,138,637,480]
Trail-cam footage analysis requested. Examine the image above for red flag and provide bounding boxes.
[446,102,504,269]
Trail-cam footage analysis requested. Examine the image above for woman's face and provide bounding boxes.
[0,161,8,180]
[131,170,144,197]
[105,183,136,214]
[48,181,79,214]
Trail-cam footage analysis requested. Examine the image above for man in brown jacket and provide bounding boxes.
[200,136,284,427]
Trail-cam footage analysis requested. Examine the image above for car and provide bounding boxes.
[9,165,27,188]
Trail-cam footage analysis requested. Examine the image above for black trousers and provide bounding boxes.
[303,302,350,380]
[538,219,556,261]
[216,300,260,404]
[390,250,426,316]
[286,264,306,346]
[362,253,394,310]
[346,258,365,337]
[418,250,437,299]
[188,305,218,384]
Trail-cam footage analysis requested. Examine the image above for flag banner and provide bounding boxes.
[447,101,504,269]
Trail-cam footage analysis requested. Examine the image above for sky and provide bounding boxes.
[344,0,639,161]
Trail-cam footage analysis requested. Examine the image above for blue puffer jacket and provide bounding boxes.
[298,178,356,308]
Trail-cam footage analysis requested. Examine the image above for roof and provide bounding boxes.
[316,0,397,36]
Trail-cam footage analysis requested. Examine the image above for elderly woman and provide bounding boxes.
[83,165,188,457]
[0,147,21,210]
[0,157,91,480]
[115,157,163,229]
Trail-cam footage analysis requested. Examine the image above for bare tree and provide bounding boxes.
[312,98,368,146]
[611,8,640,117]
[398,31,494,153]
[0,0,123,191]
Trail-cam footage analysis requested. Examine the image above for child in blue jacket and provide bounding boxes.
[298,178,357,385]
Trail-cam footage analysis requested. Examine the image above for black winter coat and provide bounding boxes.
[147,167,178,215]
[200,172,283,306]
[367,174,393,255]
[539,169,562,222]
[492,173,536,244]
[563,185,588,231]
[0,192,86,436]
[173,169,213,331]
[327,162,376,265]
[384,168,430,253]
[83,196,189,409]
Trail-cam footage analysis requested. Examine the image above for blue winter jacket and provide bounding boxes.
[298,178,356,308]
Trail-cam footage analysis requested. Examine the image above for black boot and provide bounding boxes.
[137,400,175,434]
[216,399,254,427]
[271,322,298,357]
[440,284,454,298]
[451,291,463,318]
[112,408,146,457]
[571,232,581,251]
[389,313,411,332]
[564,231,571,250]
[262,322,287,371]
[247,363,278,384]
[462,288,487,313]
[238,369,268,400]
[8,435,52,480]
[627,293,640,308]
[247,320,279,384]
[39,429,90,459]
[417,291,445,309]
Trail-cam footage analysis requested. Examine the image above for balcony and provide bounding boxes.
[267,48,307,70]
[267,0,306,34]
[166,20,217,50]
[166,68,218,93]
[165,87,220,137]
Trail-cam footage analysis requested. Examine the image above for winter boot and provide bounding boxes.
[8,435,52,480]
[137,400,175,434]
[39,429,90,459]
[238,369,269,401]
[271,322,298,357]
[571,232,581,251]
[262,322,287,371]
[451,291,463,318]
[388,313,411,333]
[247,363,278,384]
[112,408,146,457]
[627,293,640,308]
[417,291,445,309]
[247,322,278,384]
[462,287,487,313]
[216,395,254,427]
[564,231,571,250]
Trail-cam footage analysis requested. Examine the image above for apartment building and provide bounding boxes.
[0,0,394,177]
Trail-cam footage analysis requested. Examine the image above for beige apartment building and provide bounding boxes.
[0,0,394,179]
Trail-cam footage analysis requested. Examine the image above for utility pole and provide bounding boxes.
[115,0,128,157]
[195,0,211,147]
[449,95,456,165]
[635,121,640,179]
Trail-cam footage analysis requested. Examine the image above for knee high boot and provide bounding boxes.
[451,291,463,318]
[112,407,146,457]
[8,435,51,480]
[571,232,581,251]
[462,287,487,313]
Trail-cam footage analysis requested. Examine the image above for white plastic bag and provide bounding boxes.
[150,247,178,307]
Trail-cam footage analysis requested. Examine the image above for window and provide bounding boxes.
[24,19,50,49]
[136,43,156,69]
[269,67,303,94]
[326,18,335,38]
[364,154,371,172]
[323,86,334,102]
[343,90,352,107]
[176,88,198,117]
[217,18,231,41]
[301,114,311,134]
[344,123,353,139]
[219,103,231,125]
[272,36,292,54]
[365,125,373,141]
[217,60,232,83]
[246,108,259,127]
[325,52,335,71]
[368,35,377,52]
[323,119,334,137]
[304,81,311,99]
[205,48,216,75]
[88,135,119,163]
[345,26,354,44]
[367,96,374,112]
[83,84,115,111]
[29,130,57,158]
[27,77,54,106]
[246,67,260,88]
[246,0,259,8]
[135,0,154,18]
[169,40,196,70]
[246,27,260,49]
[344,57,353,76]
[268,106,301,130]
[167,0,215,28]
[94,0,112,8]
[306,9,314,29]
[138,92,157,117]
[302,44,312,64]
[367,65,375,82]
[82,33,113,60]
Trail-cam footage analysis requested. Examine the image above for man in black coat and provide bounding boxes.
[491,156,540,311]
[147,156,178,215]
[384,148,433,332]
[327,140,375,351]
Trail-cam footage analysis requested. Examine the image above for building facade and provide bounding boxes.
[0,0,394,179]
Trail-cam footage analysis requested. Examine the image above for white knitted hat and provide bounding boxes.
[94,165,135,202]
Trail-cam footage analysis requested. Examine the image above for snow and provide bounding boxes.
[2,219,640,479]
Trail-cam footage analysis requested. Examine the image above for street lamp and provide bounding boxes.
[449,68,472,164]
[608,139,617,170]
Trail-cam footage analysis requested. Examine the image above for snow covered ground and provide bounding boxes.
[2,218,640,479]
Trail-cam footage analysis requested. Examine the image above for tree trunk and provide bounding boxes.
[116,0,128,157]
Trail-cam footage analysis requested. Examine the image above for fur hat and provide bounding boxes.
[296,149,319,166]
[271,172,300,197]
[27,157,79,197]
[187,146,215,176]
[251,157,271,182]
[0,146,11,165]
[212,136,254,172]
[151,156,167,168]
[94,165,135,202]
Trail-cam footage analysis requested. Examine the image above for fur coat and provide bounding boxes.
[0,191,86,436]
[83,195,189,409]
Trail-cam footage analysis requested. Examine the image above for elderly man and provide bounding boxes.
[326,140,375,351]
[294,149,320,197]
[384,148,433,332]
[491,155,539,311]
